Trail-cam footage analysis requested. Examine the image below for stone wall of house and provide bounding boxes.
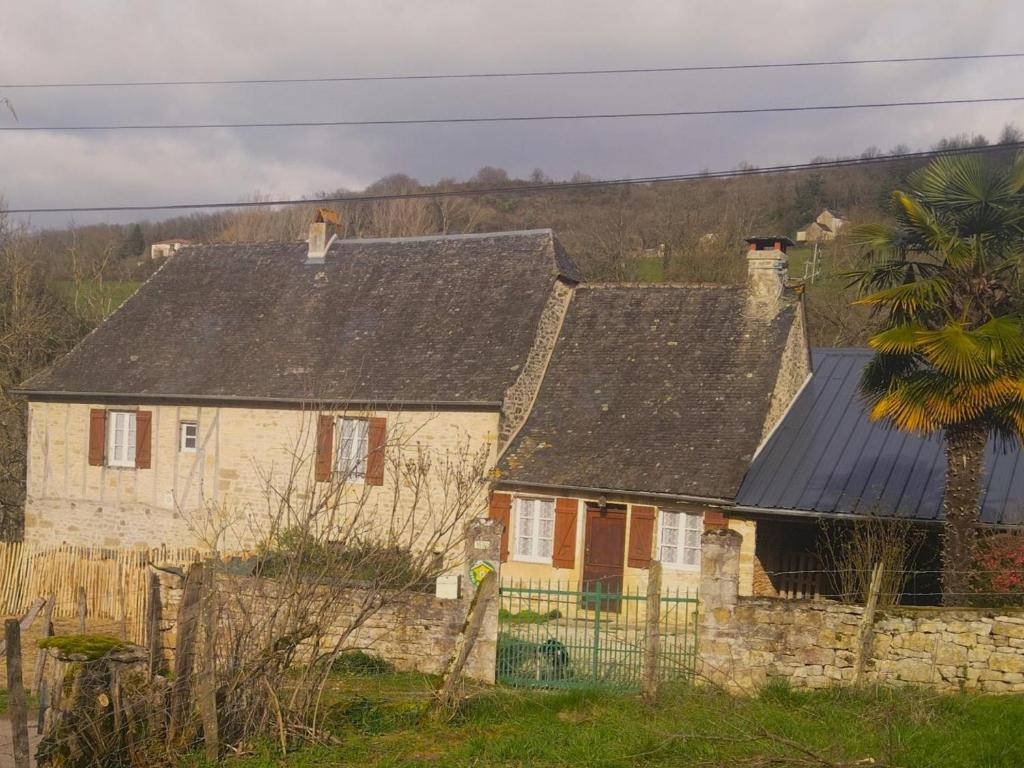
[25,401,499,550]
[155,519,502,683]
[699,529,1024,693]
[498,278,574,446]
[759,298,811,443]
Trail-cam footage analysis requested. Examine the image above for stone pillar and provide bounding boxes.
[698,528,742,688]
[462,517,503,683]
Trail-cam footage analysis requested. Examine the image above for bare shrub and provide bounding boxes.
[818,513,925,606]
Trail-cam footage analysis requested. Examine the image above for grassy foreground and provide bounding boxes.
[222,673,1024,768]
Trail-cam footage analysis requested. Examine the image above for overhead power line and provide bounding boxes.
[6,140,1022,215]
[2,52,1023,89]
[2,95,1024,132]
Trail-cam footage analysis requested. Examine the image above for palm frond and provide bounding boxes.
[914,324,988,379]
[868,324,921,355]
[854,277,952,315]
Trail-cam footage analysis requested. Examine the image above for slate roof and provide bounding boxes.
[735,348,1024,526]
[497,285,798,498]
[21,230,579,405]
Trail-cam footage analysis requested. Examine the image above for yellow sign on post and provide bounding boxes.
[469,560,495,587]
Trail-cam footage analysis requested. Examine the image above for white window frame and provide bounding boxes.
[512,496,555,564]
[179,421,198,453]
[106,411,137,468]
[335,417,369,483]
[658,510,703,571]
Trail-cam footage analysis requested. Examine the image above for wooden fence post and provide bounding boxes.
[77,585,87,634]
[853,562,884,685]
[641,561,663,704]
[6,619,30,768]
[32,594,55,694]
[168,562,204,744]
[197,567,219,761]
[146,572,164,678]
[433,573,498,716]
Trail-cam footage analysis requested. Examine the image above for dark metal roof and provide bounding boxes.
[735,348,1024,526]
[20,229,579,404]
[497,285,798,498]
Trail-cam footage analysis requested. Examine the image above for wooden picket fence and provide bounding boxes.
[0,542,209,644]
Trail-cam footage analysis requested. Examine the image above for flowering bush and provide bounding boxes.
[970,532,1024,606]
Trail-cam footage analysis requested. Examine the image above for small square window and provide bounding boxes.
[179,421,198,453]
[107,411,137,468]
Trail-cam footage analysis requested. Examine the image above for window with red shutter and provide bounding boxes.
[627,505,656,569]
[366,417,387,486]
[134,411,152,469]
[88,409,106,466]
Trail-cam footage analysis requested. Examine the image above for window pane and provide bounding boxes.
[537,501,554,558]
[517,501,534,557]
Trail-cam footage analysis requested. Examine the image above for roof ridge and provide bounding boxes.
[330,228,553,246]
[580,282,743,290]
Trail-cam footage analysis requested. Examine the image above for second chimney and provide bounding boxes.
[306,208,341,264]
[743,236,792,301]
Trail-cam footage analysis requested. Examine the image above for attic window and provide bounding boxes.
[179,421,198,453]
[107,411,137,468]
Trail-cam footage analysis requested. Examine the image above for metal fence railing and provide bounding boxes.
[496,578,698,690]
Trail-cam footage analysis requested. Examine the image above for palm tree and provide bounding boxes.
[848,151,1024,603]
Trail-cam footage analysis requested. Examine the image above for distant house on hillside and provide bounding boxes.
[150,238,192,259]
[795,209,849,243]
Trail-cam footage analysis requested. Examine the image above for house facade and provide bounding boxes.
[17,224,811,598]
[492,237,810,597]
[18,227,579,551]
[796,209,849,243]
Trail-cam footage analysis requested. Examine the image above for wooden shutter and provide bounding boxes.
[315,415,334,482]
[552,497,578,569]
[628,505,656,569]
[134,410,152,469]
[366,417,387,487]
[488,492,512,563]
[88,409,106,466]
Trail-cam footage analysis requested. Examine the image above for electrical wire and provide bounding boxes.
[2,52,1023,89]
[6,139,1022,215]
[3,95,1023,132]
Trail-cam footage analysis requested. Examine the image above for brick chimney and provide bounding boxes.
[744,236,792,300]
[306,208,340,264]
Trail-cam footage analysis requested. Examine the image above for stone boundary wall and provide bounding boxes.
[699,529,1024,693]
[155,519,503,683]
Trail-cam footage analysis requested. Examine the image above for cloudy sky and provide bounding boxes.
[3,0,1024,227]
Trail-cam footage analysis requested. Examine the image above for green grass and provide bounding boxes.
[50,280,140,318]
[222,675,1024,768]
[630,256,665,283]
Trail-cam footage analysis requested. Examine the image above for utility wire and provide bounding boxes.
[2,52,1023,89]
[3,95,1024,132]
[7,140,1022,215]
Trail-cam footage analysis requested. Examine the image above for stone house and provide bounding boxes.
[492,237,810,597]
[149,238,192,260]
[16,224,811,597]
[795,209,849,243]
[16,226,580,550]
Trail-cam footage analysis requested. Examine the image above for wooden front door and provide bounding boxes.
[582,505,626,612]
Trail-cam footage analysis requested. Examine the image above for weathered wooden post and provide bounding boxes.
[168,562,204,744]
[145,571,163,678]
[853,562,884,685]
[641,561,663,703]
[197,566,219,761]
[33,593,55,694]
[5,619,30,768]
[77,585,87,634]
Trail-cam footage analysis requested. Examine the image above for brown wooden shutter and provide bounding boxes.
[88,409,106,466]
[315,415,334,482]
[134,410,152,469]
[366,417,387,487]
[488,492,512,563]
[552,497,578,569]
[628,505,656,569]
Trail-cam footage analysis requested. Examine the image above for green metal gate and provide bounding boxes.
[496,578,698,690]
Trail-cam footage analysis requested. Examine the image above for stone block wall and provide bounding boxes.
[699,528,1024,693]
[156,518,502,683]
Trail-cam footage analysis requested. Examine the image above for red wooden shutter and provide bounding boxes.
[88,409,106,466]
[366,417,387,486]
[552,497,578,569]
[488,492,512,563]
[134,410,152,469]
[628,505,656,569]
[315,415,334,482]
